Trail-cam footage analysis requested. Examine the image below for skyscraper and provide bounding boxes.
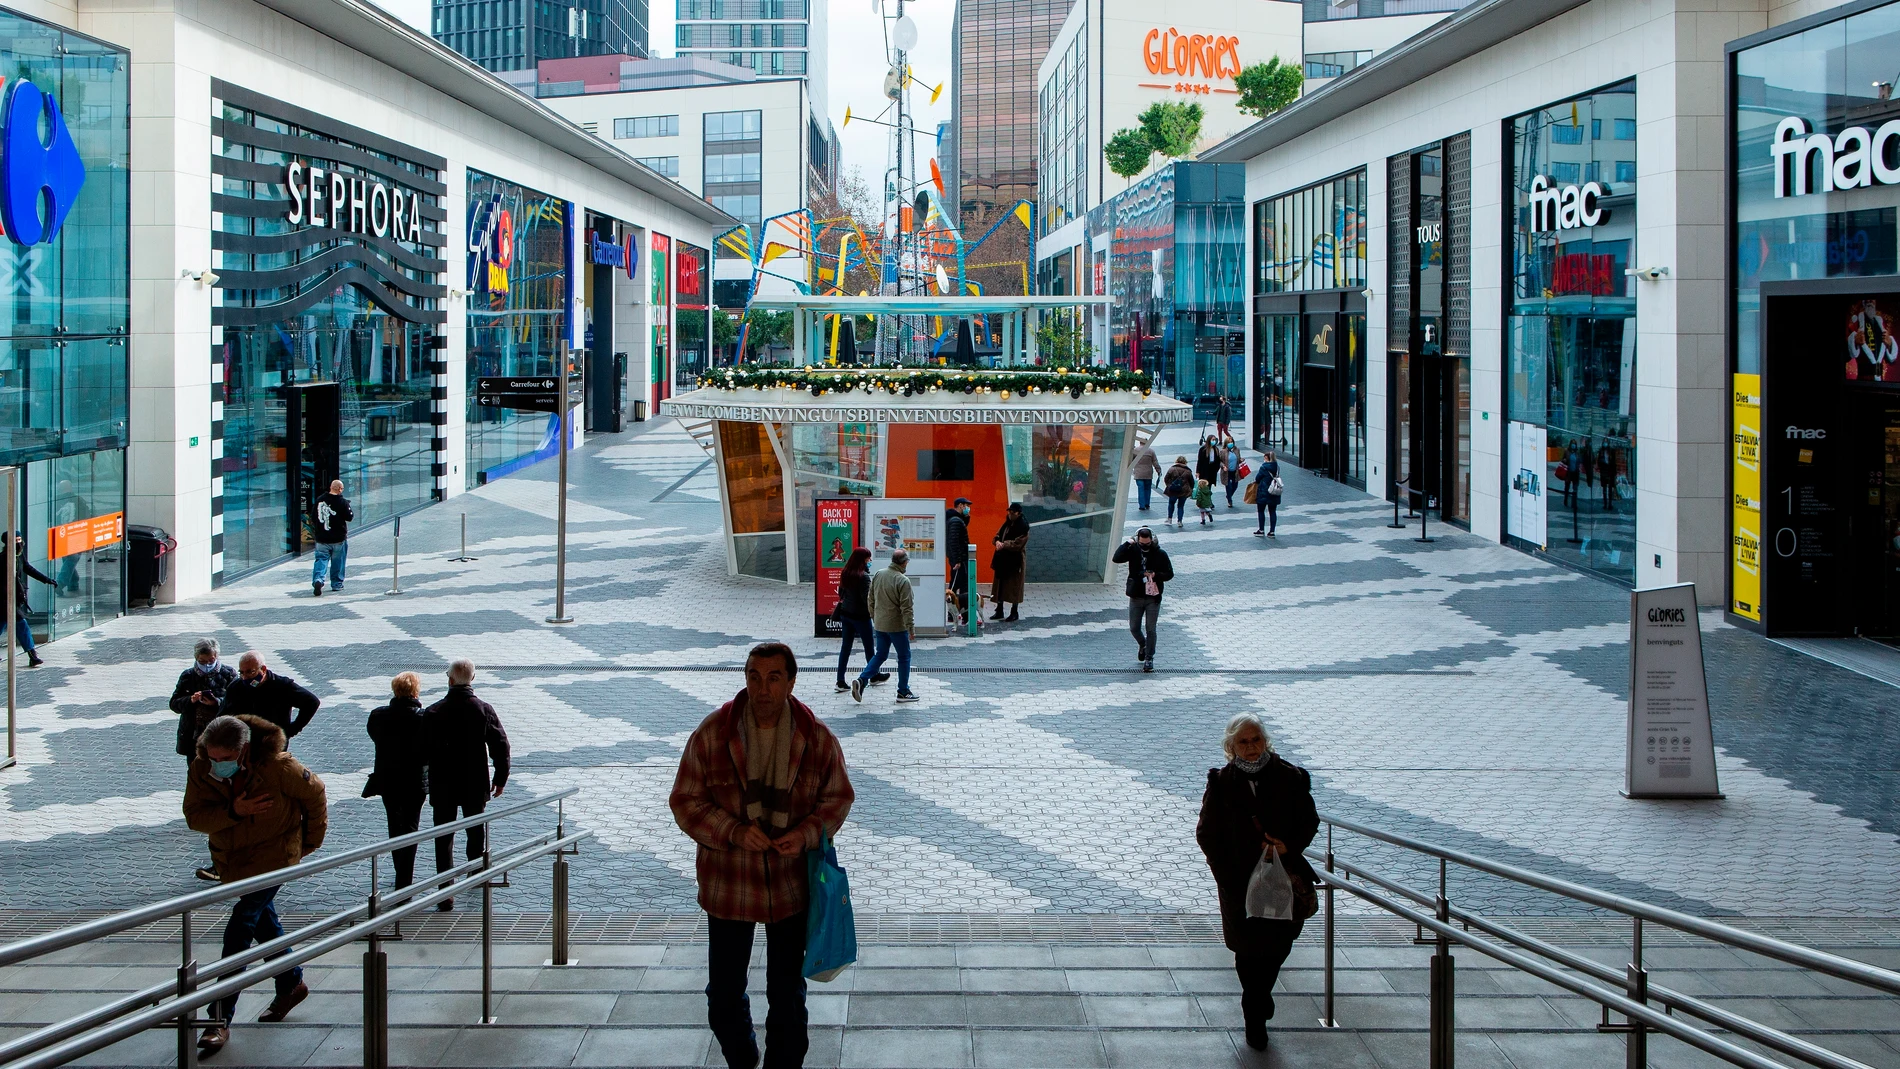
[951,0,1068,233]
[433,0,648,73]
[673,0,829,119]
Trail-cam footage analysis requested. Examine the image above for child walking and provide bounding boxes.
[1194,478,1216,525]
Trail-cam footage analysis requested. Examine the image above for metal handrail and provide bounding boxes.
[1305,813,1900,1069]
[0,789,589,1069]
[0,787,578,967]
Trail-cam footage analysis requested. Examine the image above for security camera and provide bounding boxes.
[181,269,220,286]
[1624,266,1669,281]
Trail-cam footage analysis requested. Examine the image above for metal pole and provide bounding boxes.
[384,515,402,596]
[1627,917,1648,1069]
[450,514,477,563]
[551,798,571,967]
[4,468,15,772]
[480,843,496,1024]
[546,339,573,625]
[1429,857,1455,1069]
[175,909,197,1069]
[1388,479,1407,529]
[1321,825,1337,1027]
[363,886,388,1069]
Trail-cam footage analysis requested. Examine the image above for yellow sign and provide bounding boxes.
[1731,374,1762,621]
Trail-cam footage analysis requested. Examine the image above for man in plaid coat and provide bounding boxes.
[671,642,854,1069]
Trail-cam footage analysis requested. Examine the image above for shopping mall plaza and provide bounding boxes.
[3,0,1900,1065]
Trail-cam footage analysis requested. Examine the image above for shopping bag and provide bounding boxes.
[1243,483,1258,505]
[1237,462,1251,480]
[1244,847,1297,920]
[803,838,858,981]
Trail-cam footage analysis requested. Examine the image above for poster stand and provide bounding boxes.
[859,498,948,635]
[813,497,863,637]
[1623,583,1723,800]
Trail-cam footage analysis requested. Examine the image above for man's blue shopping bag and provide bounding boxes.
[804,837,858,982]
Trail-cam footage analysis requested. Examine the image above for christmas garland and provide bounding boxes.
[694,365,1154,399]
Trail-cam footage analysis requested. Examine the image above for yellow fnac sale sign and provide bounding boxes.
[1731,374,1762,621]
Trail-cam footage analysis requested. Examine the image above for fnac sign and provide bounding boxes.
[0,77,86,246]
[1142,28,1242,83]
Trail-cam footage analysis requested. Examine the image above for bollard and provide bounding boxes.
[966,543,979,637]
[552,856,570,966]
[176,908,198,1069]
[450,513,478,563]
[480,847,497,1024]
[384,515,403,596]
[363,889,389,1069]
[1388,479,1408,529]
[1429,858,1455,1069]
[1321,826,1338,1027]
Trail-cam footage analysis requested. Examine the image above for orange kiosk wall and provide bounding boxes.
[883,424,1008,585]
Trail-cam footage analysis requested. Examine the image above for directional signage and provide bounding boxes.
[476,376,574,413]
[478,377,557,394]
[477,392,561,413]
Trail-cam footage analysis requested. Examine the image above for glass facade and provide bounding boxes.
[1252,171,1369,487]
[1389,136,1472,524]
[0,10,129,639]
[955,0,1069,232]
[1507,81,1639,584]
[432,0,649,72]
[213,84,446,580]
[466,170,571,487]
[674,0,811,80]
[1037,27,1087,236]
[704,111,763,232]
[1088,164,1246,413]
[675,241,711,391]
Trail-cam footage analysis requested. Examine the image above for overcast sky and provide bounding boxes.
[646,0,954,217]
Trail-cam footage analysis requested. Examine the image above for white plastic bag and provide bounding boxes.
[1244,847,1296,920]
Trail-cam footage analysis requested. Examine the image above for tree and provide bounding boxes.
[1035,314,1095,364]
[1138,101,1204,159]
[712,308,739,351]
[1235,56,1303,119]
[1105,128,1154,179]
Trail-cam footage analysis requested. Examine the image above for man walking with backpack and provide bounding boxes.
[852,550,919,704]
[1112,526,1174,674]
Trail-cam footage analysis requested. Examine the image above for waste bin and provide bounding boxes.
[633,399,647,422]
[127,524,176,608]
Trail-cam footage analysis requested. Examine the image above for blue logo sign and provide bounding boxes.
[0,79,86,246]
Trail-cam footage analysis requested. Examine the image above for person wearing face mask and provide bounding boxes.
[172,638,241,880]
[1111,526,1174,673]
[183,714,329,1056]
[220,652,321,743]
[4,532,54,668]
[1196,714,1318,1051]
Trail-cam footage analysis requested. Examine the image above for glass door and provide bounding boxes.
[1253,313,1301,462]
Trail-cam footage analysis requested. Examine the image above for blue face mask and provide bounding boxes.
[210,759,240,780]
[194,659,220,674]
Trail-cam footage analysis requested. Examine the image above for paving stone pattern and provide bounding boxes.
[0,421,1897,919]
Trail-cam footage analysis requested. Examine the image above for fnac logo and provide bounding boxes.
[0,77,85,246]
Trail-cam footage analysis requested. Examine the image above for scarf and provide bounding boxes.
[741,700,796,832]
[1232,754,1269,775]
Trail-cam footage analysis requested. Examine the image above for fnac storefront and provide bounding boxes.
[1728,0,1900,635]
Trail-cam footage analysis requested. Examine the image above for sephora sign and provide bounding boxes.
[1770,116,1900,199]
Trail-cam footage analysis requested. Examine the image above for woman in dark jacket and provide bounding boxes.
[1253,450,1283,537]
[1196,713,1318,1050]
[834,547,877,691]
[988,503,1030,622]
[1162,456,1195,527]
[1196,437,1222,485]
[366,672,429,888]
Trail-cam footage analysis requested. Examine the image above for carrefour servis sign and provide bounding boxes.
[0,77,87,246]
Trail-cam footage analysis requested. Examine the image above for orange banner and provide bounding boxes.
[50,511,125,559]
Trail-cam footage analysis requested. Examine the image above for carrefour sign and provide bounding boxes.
[0,77,86,246]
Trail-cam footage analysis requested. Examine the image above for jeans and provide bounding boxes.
[383,794,424,888]
[1256,499,1279,534]
[218,887,302,1021]
[706,907,809,1069]
[834,616,873,683]
[1223,474,1238,505]
[2,611,36,657]
[1166,496,1187,523]
[433,795,488,877]
[312,541,348,589]
[858,629,911,693]
[1128,595,1162,662]
[1135,478,1152,510]
[1234,919,1304,1028]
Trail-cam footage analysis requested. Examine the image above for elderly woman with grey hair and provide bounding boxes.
[1195,713,1319,1050]
[171,638,241,879]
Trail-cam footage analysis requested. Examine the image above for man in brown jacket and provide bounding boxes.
[184,714,328,1057]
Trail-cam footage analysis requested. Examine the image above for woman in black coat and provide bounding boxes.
[833,547,878,691]
[1196,713,1319,1050]
[366,672,430,888]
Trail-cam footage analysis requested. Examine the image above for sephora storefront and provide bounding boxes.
[1729,0,1900,636]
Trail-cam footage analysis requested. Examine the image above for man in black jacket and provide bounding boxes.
[171,637,241,880]
[1111,526,1174,674]
[425,658,511,910]
[310,479,353,597]
[221,652,321,742]
[945,498,971,625]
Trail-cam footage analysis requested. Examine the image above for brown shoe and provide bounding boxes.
[258,981,308,1023]
[197,1026,229,1056]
